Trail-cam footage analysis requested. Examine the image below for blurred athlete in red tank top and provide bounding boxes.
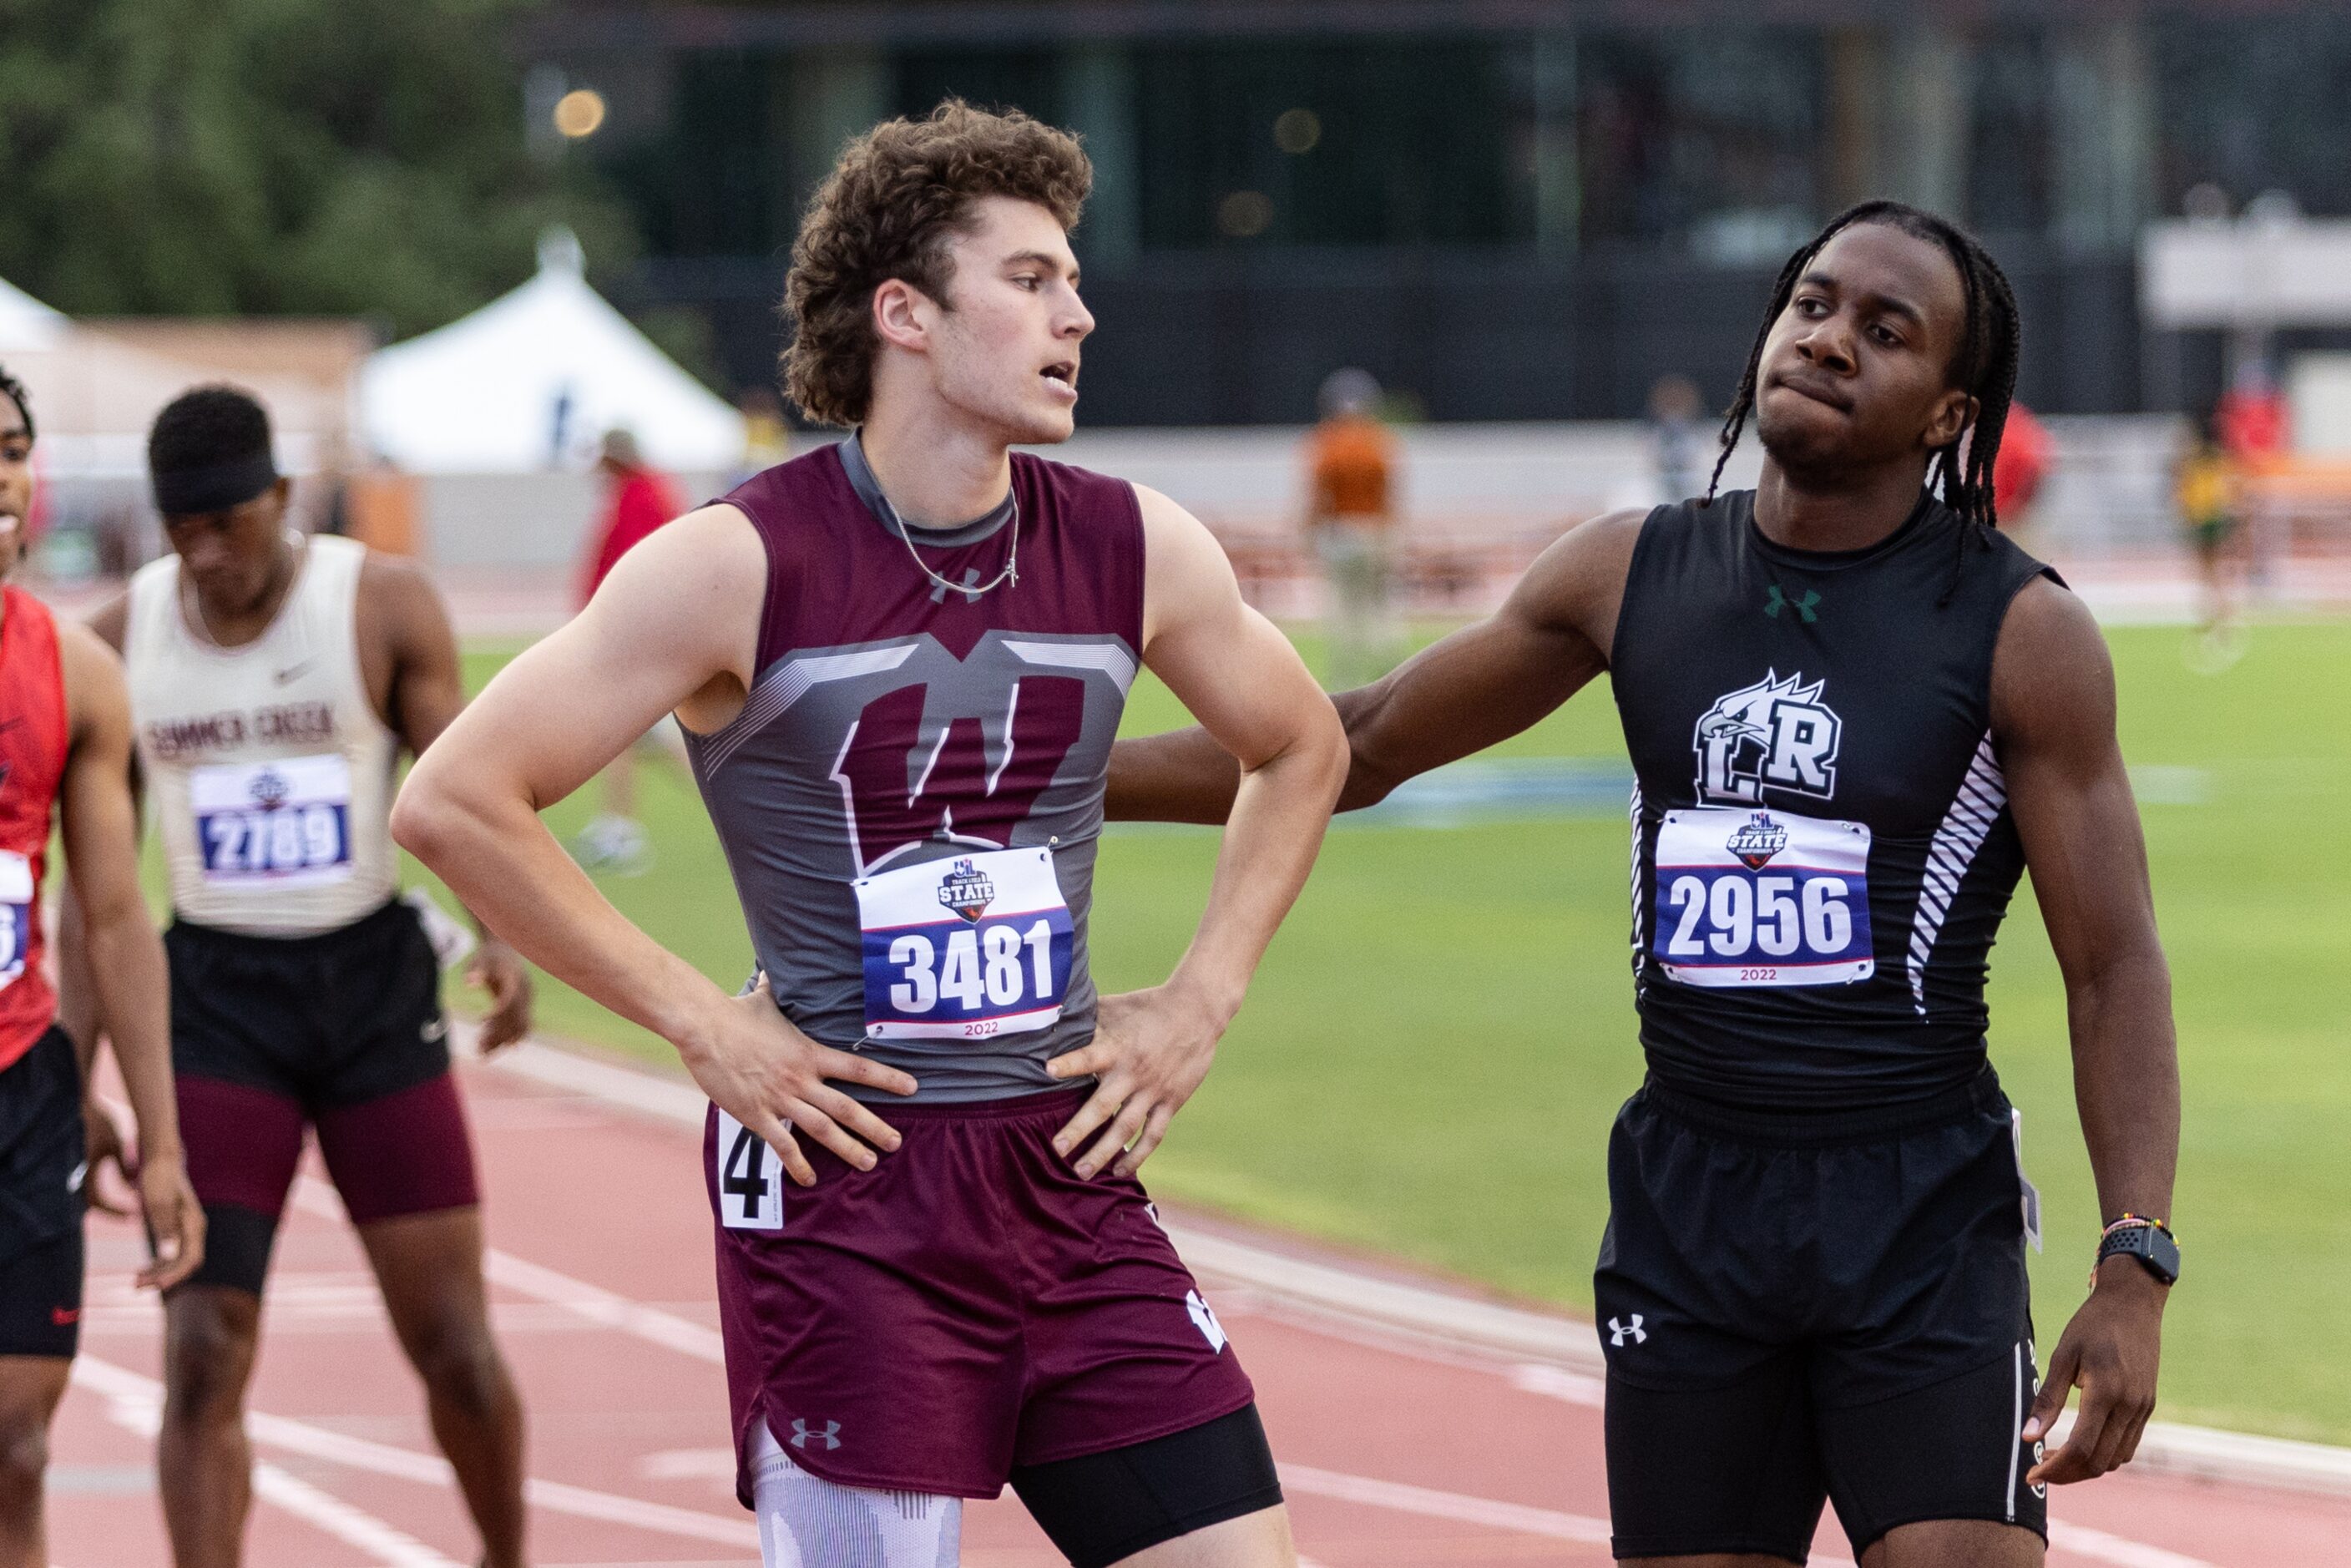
[0,362,201,1568]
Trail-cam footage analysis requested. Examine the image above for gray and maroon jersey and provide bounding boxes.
[685,439,1144,1102]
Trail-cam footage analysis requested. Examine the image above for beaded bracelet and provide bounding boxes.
[2101,1213,2170,1238]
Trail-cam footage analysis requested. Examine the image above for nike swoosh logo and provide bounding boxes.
[274,660,315,685]
[51,1307,79,1326]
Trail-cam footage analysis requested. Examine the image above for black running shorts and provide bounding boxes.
[1594,1067,2047,1561]
[0,1027,86,1358]
[166,898,478,1294]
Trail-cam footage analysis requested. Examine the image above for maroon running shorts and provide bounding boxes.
[705,1086,1256,1501]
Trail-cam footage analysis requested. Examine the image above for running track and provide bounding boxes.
[48,1047,2351,1568]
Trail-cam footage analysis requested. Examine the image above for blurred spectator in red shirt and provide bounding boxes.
[2216,377,2290,469]
[572,427,686,873]
[579,428,684,607]
[1991,402,2053,524]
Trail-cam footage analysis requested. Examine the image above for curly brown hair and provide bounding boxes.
[781,100,1092,428]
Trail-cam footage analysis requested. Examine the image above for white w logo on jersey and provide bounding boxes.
[1693,670,1843,805]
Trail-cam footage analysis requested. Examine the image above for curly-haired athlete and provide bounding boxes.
[396,103,1345,1567]
[1110,202,2182,1568]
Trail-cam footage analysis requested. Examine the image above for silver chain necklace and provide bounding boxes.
[890,495,1020,600]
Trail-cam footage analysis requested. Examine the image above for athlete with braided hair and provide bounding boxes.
[1108,201,2181,1566]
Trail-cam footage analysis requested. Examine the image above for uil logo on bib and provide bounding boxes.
[1693,670,1842,805]
[937,859,996,923]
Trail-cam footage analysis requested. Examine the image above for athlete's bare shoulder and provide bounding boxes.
[1128,481,1214,555]
[1123,483,1223,648]
[1990,574,2112,746]
[603,502,766,597]
[53,613,130,745]
[354,547,454,655]
[83,586,131,655]
[580,503,768,692]
[1504,504,1649,661]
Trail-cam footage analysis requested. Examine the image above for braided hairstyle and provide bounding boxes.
[0,362,30,443]
[1702,201,2021,598]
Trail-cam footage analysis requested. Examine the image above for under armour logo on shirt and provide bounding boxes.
[789,1418,842,1451]
[1764,585,1822,624]
[1608,1314,1647,1347]
[929,567,984,605]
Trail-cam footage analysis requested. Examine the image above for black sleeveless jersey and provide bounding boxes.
[1609,489,2057,1112]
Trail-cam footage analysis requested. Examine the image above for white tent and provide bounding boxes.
[0,276,68,353]
[361,230,746,475]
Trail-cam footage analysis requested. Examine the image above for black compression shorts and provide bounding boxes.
[1010,1404,1284,1568]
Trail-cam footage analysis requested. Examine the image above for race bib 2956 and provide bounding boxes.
[1653,807,1873,988]
[853,846,1072,1041]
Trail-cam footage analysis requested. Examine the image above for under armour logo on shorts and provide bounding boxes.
[1608,1314,1647,1347]
[790,1419,842,1451]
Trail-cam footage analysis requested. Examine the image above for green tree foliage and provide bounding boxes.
[0,0,635,338]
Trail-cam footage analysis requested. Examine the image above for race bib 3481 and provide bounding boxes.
[1653,807,1873,988]
[853,846,1073,1042]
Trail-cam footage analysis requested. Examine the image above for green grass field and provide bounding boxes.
[435,621,2351,1446]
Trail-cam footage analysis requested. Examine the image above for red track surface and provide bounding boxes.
[46,1057,2351,1567]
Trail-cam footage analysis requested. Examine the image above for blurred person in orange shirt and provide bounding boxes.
[1306,367,1401,685]
[573,429,688,873]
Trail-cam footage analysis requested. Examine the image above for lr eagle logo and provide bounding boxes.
[1693,670,1843,805]
[935,858,996,923]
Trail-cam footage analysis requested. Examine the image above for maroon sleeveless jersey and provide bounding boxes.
[688,440,1144,1101]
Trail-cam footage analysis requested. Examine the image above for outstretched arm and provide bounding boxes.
[391,508,915,1187]
[1048,485,1348,1177]
[1103,508,1640,823]
[366,555,533,1052]
[1997,580,2180,1486]
[56,620,202,1289]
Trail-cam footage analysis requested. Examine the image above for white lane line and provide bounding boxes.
[480,1247,727,1366]
[2048,1523,2220,1568]
[68,1358,460,1567]
[286,1174,730,1365]
[249,1468,463,1568]
[70,1355,759,1550]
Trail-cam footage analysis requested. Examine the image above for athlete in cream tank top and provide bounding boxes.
[125,534,400,935]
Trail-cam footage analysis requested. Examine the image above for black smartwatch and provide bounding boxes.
[2096,1220,2181,1286]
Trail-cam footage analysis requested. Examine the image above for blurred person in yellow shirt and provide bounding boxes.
[2175,414,2242,667]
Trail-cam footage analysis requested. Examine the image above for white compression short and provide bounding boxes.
[751,1420,963,1568]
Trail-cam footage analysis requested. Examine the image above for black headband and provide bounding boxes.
[151,452,279,517]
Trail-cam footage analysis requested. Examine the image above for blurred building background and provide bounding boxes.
[524,0,2351,426]
[12,0,2351,600]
